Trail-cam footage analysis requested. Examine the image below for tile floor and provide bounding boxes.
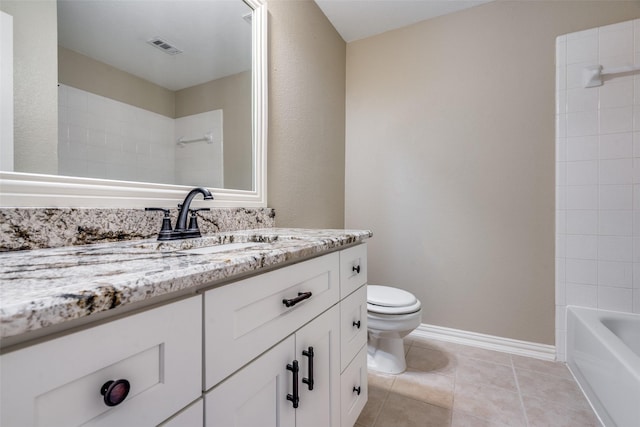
[356,336,601,427]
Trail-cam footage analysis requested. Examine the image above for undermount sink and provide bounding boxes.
[177,242,270,255]
[134,232,305,253]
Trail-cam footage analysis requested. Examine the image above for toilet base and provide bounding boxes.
[367,335,407,374]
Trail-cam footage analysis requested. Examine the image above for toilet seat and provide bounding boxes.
[367,285,421,315]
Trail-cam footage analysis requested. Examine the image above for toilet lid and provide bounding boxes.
[367,285,421,315]
[367,285,417,307]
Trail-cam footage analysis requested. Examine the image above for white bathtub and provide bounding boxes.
[567,307,640,427]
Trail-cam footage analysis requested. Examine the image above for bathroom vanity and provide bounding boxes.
[0,228,371,427]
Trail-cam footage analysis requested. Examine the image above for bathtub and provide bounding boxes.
[567,307,640,427]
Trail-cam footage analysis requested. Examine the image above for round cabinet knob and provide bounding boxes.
[101,379,130,407]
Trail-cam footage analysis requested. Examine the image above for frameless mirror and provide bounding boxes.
[0,0,267,207]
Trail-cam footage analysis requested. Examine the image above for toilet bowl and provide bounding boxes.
[367,285,422,374]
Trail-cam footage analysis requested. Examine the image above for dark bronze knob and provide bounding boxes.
[352,265,361,274]
[101,379,130,407]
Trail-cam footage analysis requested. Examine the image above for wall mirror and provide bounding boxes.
[0,0,266,208]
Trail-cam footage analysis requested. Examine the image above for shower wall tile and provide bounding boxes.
[597,286,633,311]
[567,136,598,161]
[556,19,639,360]
[599,185,632,210]
[566,210,597,234]
[58,84,175,184]
[600,133,632,159]
[597,261,633,288]
[566,186,598,209]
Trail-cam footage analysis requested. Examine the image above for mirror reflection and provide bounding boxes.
[2,0,254,191]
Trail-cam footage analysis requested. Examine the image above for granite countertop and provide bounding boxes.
[0,228,372,342]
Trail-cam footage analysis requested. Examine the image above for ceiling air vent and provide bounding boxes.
[146,37,183,55]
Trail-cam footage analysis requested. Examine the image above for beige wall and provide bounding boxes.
[1,1,57,174]
[59,47,175,118]
[267,0,346,228]
[176,72,252,190]
[345,1,640,345]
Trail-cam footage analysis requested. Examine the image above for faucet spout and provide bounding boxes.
[175,187,214,232]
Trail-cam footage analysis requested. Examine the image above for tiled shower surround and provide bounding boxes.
[555,19,640,361]
[58,84,223,186]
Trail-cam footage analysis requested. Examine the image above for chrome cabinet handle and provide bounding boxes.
[283,292,312,308]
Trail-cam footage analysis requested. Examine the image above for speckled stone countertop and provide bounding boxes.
[0,228,372,342]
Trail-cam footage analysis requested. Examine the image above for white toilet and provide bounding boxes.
[367,285,422,374]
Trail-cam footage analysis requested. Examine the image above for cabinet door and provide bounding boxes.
[205,336,296,427]
[295,305,341,427]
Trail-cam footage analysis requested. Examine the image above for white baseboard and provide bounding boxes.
[409,323,556,361]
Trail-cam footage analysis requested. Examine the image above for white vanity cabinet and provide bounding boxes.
[0,243,369,427]
[204,243,368,427]
[0,296,202,427]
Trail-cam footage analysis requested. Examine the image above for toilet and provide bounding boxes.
[367,285,422,374]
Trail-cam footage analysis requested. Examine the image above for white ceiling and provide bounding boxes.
[58,0,252,91]
[58,0,492,91]
[314,0,492,42]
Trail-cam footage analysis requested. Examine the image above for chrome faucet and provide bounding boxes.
[146,187,214,241]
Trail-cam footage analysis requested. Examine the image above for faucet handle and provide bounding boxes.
[187,208,210,232]
[145,207,174,239]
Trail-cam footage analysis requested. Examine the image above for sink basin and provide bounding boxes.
[135,232,307,253]
[177,242,270,255]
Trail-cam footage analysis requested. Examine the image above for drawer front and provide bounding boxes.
[0,296,202,427]
[340,244,367,298]
[340,285,367,372]
[340,345,368,427]
[204,252,340,389]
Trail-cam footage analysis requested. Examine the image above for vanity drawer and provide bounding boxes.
[340,344,368,427]
[204,252,340,389]
[0,296,202,427]
[340,285,367,372]
[340,243,367,298]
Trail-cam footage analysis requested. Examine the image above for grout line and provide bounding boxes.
[511,355,530,427]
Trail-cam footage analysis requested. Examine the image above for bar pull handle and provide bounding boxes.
[286,360,300,408]
[302,347,314,391]
[283,292,312,308]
